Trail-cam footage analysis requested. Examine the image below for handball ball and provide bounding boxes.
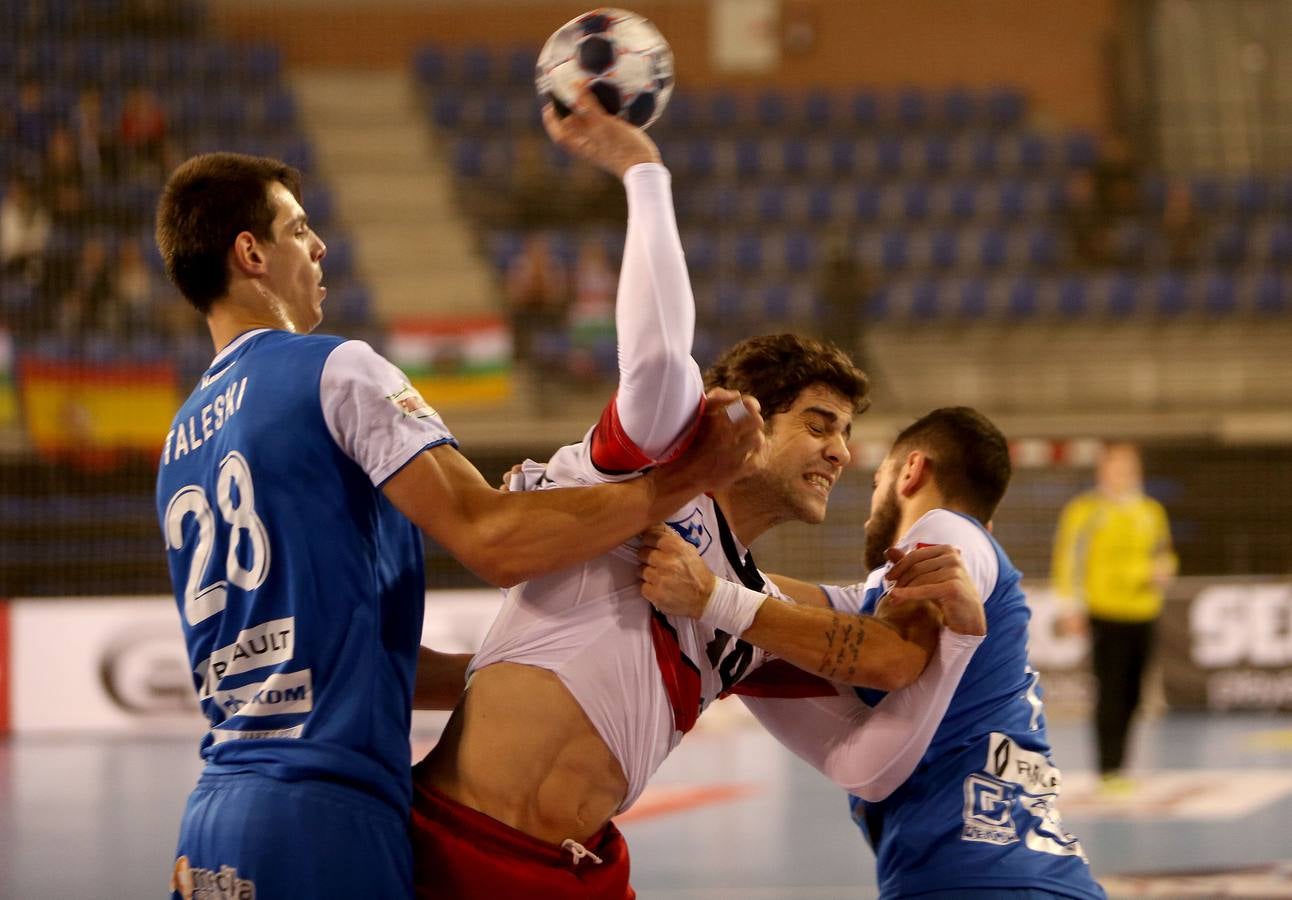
[536,8,674,129]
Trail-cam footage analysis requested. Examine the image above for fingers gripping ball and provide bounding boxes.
[536,8,674,129]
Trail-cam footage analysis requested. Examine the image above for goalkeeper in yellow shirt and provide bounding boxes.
[1052,442,1176,791]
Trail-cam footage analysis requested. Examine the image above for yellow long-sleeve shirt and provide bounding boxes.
[1051,491,1175,623]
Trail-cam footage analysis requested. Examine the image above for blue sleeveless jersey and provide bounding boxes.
[156,330,448,816]
[847,513,1105,899]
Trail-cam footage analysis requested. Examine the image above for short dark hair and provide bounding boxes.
[703,333,869,420]
[155,152,302,312]
[891,406,1012,524]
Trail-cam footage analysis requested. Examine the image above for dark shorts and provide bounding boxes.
[171,770,412,900]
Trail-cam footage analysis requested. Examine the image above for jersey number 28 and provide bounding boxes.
[164,451,270,626]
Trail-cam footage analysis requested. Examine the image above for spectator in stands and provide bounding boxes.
[1051,442,1176,794]
[56,235,115,340]
[10,81,50,170]
[566,236,617,382]
[1160,180,1201,268]
[72,88,116,183]
[118,87,169,176]
[505,233,569,368]
[113,239,162,339]
[1063,169,1110,269]
[1093,134,1141,219]
[0,177,52,289]
[42,127,88,228]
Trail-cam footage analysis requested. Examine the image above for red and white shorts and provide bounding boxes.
[410,779,635,899]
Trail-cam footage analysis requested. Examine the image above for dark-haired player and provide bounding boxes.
[153,150,763,900]
[650,407,1105,899]
[411,94,986,900]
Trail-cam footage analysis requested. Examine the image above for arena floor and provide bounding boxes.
[2,710,1291,898]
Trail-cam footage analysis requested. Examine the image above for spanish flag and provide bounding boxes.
[386,315,512,408]
[18,355,180,455]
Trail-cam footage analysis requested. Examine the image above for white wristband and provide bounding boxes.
[700,578,767,636]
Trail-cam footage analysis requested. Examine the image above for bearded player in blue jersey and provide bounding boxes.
[152,152,763,900]
[644,407,1104,899]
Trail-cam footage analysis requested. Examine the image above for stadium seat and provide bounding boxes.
[1152,272,1189,316]
[986,86,1026,130]
[756,90,788,128]
[941,87,976,131]
[1254,272,1287,315]
[850,90,879,129]
[895,87,929,130]
[1106,274,1139,318]
[1057,276,1088,318]
[1201,272,1237,316]
[911,280,942,319]
[958,278,989,318]
[803,90,834,129]
[930,230,959,270]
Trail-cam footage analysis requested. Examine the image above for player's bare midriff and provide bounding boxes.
[420,662,629,845]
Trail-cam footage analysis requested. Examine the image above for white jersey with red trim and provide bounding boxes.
[468,435,776,813]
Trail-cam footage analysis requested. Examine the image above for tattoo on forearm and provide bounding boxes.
[819,613,865,681]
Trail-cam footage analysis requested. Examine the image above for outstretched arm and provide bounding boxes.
[385,390,762,587]
[639,527,984,690]
[545,91,705,470]
[741,627,982,801]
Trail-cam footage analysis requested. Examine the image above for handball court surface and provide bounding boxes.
[3,710,1291,898]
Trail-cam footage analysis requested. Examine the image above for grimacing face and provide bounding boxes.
[863,454,903,571]
[744,383,854,526]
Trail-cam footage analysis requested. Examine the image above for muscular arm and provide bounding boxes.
[383,414,757,587]
[741,628,983,801]
[742,597,930,691]
[766,574,830,607]
[412,647,472,710]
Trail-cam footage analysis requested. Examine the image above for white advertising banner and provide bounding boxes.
[9,590,504,734]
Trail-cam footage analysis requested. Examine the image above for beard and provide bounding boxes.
[863,481,901,571]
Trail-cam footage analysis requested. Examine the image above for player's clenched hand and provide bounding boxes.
[652,388,764,503]
[499,462,525,491]
[638,524,716,619]
[884,544,986,636]
[542,88,661,179]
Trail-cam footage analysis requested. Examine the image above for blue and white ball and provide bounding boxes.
[536,8,674,129]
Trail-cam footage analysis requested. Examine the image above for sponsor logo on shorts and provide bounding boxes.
[170,855,255,900]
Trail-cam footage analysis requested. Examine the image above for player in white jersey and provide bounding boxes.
[643,407,1102,899]
[153,151,763,900]
[410,93,986,900]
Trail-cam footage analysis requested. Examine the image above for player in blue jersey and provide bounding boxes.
[643,407,1104,899]
[152,151,764,900]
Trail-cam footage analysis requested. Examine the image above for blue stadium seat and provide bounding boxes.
[783,233,814,272]
[876,135,903,174]
[1206,223,1247,267]
[781,137,809,176]
[958,278,988,318]
[903,182,931,220]
[881,231,909,271]
[732,233,763,273]
[941,87,975,131]
[431,94,463,129]
[923,134,952,175]
[453,138,485,177]
[804,90,834,129]
[977,229,1007,268]
[1232,176,1267,217]
[865,285,891,321]
[715,283,743,320]
[756,90,788,128]
[684,139,715,178]
[854,185,881,222]
[708,91,740,130]
[1266,222,1292,265]
[506,47,535,85]
[806,186,835,223]
[1201,272,1237,316]
[997,180,1026,221]
[1008,277,1039,319]
[460,46,493,83]
[1057,276,1088,317]
[1152,272,1188,316]
[1027,227,1060,267]
[244,44,282,81]
[830,137,856,175]
[757,186,786,223]
[986,86,1026,131]
[1106,275,1139,318]
[414,46,446,83]
[1254,272,1287,315]
[930,230,959,270]
[851,90,879,129]
[1190,177,1223,214]
[323,237,354,280]
[949,182,977,220]
[903,280,938,319]
[682,232,715,275]
[970,134,998,174]
[762,283,791,320]
[895,87,928,130]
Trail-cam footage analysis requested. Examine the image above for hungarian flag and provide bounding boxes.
[386,315,512,407]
